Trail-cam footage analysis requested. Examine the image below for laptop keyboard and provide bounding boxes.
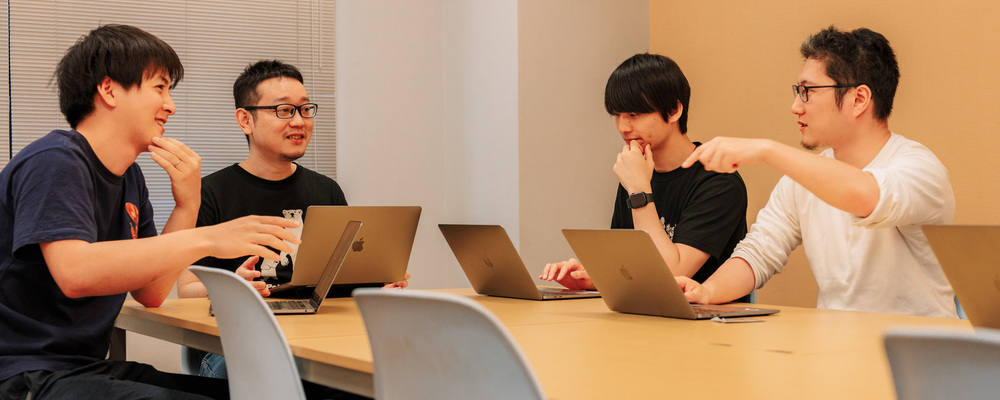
[692,304,745,314]
[270,300,308,310]
[538,287,595,295]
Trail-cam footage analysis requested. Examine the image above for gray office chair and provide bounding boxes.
[189,266,306,400]
[884,326,1000,400]
[354,288,546,400]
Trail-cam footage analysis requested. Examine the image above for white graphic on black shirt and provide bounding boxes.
[661,216,676,240]
[260,209,304,278]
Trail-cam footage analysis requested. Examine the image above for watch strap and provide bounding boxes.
[626,192,654,209]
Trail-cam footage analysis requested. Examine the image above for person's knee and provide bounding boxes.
[199,353,228,379]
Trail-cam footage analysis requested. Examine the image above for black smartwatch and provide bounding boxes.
[626,192,654,209]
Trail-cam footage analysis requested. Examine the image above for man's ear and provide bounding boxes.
[667,101,684,123]
[851,85,873,118]
[95,77,117,108]
[235,108,254,136]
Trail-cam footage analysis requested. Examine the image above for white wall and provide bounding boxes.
[518,0,650,276]
[335,0,518,289]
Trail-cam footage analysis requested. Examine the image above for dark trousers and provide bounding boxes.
[0,360,228,400]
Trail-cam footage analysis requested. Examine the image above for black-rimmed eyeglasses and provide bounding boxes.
[792,84,860,103]
[242,103,318,119]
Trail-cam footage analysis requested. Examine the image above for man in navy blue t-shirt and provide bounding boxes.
[0,25,300,399]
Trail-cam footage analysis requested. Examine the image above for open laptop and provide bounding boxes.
[922,225,1000,329]
[260,221,360,314]
[439,224,600,300]
[269,206,420,297]
[562,229,779,319]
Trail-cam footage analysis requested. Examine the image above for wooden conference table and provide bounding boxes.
[113,289,970,399]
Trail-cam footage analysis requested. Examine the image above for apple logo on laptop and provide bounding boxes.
[352,237,365,252]
[619,264,634,281]
[482,255,495,268]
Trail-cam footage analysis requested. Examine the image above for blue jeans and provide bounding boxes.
[199,352,228,379]
[198,352,366,399]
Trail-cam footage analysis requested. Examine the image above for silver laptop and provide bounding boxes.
[269,206,420,296]
[439,224,600,300]
[562,229,779,319]
[923,225,1000,329]
[262,221,360,314]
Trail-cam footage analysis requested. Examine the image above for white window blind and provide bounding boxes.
[0,3,8,161]
[4,0,336,230]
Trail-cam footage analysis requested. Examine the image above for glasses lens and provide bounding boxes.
[275,105,295,118]
[300,104,318,118]
[793,85,807,103]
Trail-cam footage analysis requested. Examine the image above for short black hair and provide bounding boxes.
[604,53,691,133]
[233,60,304,109]
[800,26,899,121]
[55,24,183,129]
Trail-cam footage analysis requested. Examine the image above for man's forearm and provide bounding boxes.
[762,141,879,217]
[161,203,200,234]
[702,257,757,304]
[42,232,211,299]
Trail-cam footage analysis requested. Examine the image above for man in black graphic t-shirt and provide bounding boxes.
[175,62,404,389]
[539,54,748,297]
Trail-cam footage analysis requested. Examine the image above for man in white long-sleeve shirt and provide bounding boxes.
[676,26,957,317]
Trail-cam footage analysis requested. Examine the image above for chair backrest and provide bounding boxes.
[189,266,305,400]
[353,288,546,400]
[884,326,1000,400]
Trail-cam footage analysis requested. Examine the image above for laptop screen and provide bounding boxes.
[309,220,362,308]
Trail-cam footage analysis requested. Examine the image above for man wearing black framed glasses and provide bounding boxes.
[174,61,403,392]
[176,60,348,303]
[676,26,957,318]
